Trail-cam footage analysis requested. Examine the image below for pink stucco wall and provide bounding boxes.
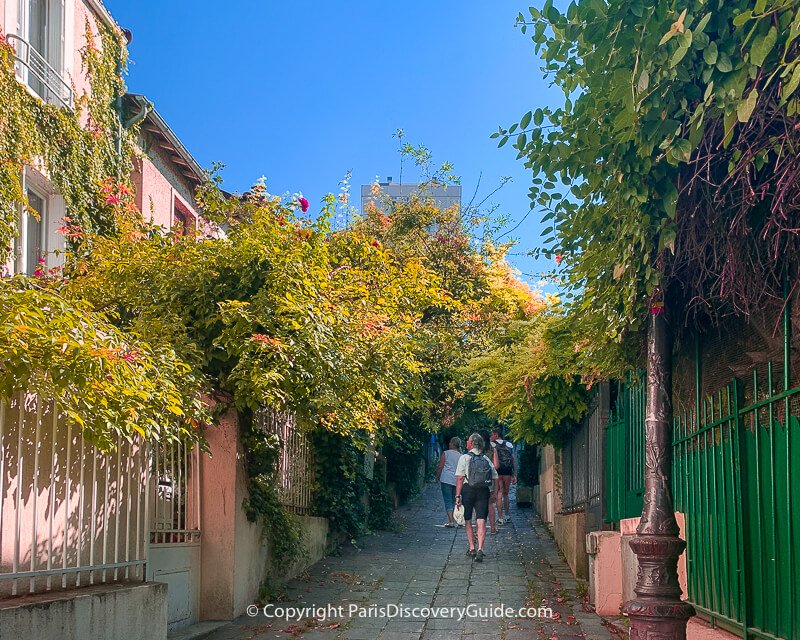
[132,155,200,232]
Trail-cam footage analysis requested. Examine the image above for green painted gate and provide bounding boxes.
[606,362,800,638]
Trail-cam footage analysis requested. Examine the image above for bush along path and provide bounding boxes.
[204,482,612,640]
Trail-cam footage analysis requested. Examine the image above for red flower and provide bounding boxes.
[650,301,665,315]
[105,195,121,205]
[298,197,309,213]
[555,254,563,265]
[372,241,380,248]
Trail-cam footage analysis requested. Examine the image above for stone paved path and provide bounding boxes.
[204,483,614,640]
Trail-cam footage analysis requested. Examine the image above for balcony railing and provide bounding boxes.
[7,34,73,110]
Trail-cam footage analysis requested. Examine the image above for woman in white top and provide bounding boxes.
[437,436,462,527]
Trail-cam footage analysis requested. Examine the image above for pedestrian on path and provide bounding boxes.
[491,427,516,524]
[436,436,462,527]
[455,432,498,562]
[479,428,499,534]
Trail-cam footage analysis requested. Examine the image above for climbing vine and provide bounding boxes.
[0,20,135,261]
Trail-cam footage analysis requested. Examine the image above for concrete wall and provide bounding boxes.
[199,408,329,621]
[536,445,560,523]
[586,530,623,615]
[0,582,167,640]
[553,511,587,579]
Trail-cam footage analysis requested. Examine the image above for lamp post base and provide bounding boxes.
[626,535,694,640]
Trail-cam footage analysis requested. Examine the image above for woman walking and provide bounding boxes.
[437,436,462,527]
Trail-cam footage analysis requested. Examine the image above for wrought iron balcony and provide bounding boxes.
[7,34,73,110]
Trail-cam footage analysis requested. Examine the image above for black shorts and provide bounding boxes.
[497,466,513,477]
[462,485,490,520]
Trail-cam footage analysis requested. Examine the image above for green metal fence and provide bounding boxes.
[604,379,646,522]
[606,361,800,638]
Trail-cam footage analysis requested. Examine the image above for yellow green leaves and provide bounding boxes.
[749,26,777,67]
[659,8,687,45]
[0,279,208,450]
[737,88,759,123]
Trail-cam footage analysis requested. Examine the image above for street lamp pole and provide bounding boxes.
[625,308,694,639]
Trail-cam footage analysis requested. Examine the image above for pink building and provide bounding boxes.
[0,0,207,277]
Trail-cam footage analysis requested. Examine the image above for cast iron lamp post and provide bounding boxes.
[625,308,694,639]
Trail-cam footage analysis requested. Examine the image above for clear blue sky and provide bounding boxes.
[105,0,562,284]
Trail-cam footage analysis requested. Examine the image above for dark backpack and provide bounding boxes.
[467,452,493,488]
[496,440,514,472]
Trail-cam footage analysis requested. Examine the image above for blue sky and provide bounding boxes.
[105,0,562,284]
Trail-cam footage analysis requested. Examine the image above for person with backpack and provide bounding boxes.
[478,428,499,534]
[436,436,462,527]
[491,427,516,524]
[454,432,498,562]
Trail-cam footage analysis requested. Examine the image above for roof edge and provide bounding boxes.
[126,93,207,185]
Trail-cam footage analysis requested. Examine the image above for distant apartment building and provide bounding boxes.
[360,177,462,213]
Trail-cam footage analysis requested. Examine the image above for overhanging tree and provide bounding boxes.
[503,1,800,636]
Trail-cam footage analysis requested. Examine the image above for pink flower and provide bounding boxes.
[298,197,309,213]
[650,301,665,315]
[38,257,46,264]
[105,195,121,205]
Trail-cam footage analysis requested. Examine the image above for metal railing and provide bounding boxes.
[150,442,200,545]
[562,388,607,513]
[7,34,73,109]
[674,368,800,640]
[256,409,314,515]
[0,392,149,597]
[604,378,646,522]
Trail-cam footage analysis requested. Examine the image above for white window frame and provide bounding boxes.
[14,0,67,105]
[12,168,66,276]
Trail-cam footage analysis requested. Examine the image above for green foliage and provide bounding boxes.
[0,22,135,257]
[366,459,394,531]
[244,476,306,566]
[310,429,368,537]
[517,444,539,488]
[0,278,207,449]
[466,310,589,444]
[504,0,800,374]
[68,182,442,441]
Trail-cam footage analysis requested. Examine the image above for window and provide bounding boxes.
[11,170,66,276]
[24,187,46,274]
[10,0,69,108]
[172,198,195,237]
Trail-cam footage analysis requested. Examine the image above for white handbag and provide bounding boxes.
[453,503,465,526]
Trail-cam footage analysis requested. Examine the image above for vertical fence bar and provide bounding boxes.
[114,436,121,580]
[102,438,109,583]
[89,434,97,585]
[732,378,750,639]
[13,391,25,596]
[29,397,41,593]
[76,428,85,587]
[143,443,151,579]
[767,362,779,635]
[61,419,72,589]
[125,439,132,579]
[134,442,142,579]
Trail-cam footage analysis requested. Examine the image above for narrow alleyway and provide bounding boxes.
[203,483,614,640]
